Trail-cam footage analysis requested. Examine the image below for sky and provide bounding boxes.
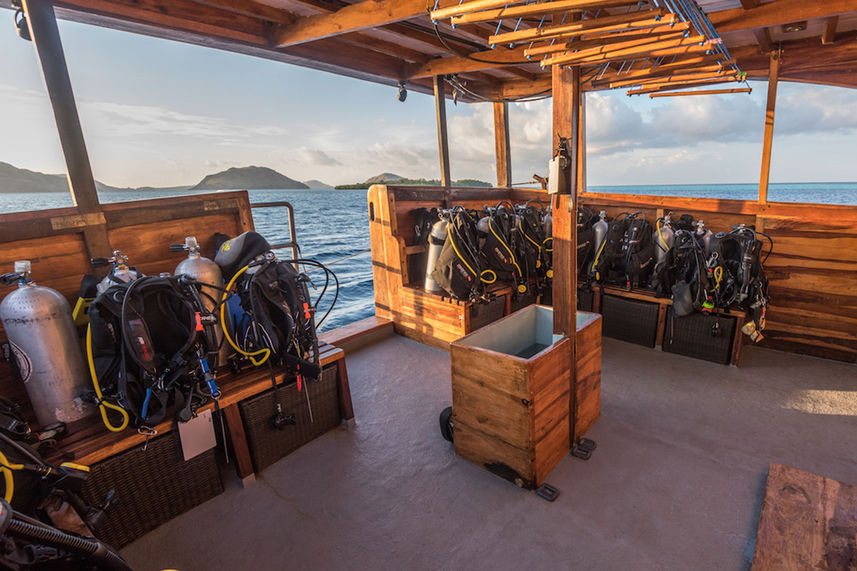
[1,17,857,188]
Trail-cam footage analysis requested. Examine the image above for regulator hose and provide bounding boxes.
[220,265,271,366]
[3,507,130,571]
[85,326,130,433]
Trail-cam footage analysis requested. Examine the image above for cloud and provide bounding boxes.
[295,148,342,167]
[77,100,288,140]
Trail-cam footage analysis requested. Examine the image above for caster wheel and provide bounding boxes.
[439,406,454,442]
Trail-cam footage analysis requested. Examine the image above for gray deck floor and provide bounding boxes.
[121,335,857,570]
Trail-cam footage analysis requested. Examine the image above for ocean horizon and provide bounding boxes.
[1,183,854,332]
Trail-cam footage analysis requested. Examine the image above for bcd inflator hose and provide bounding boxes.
[220,265,272,366]
[86,325,130,433]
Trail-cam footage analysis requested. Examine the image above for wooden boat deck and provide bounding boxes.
[120,333,857,570]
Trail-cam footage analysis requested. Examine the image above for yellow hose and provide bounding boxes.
[220,265,271,366]
[446,225,495,285]
[657,219,668,250]
[518,220,542,268]
[86,326,130,433]
[0,449,23,503]
[489,217,522,277]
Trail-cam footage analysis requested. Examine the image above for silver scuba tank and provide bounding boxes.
[543,211,553,240]
[424,218,449,293]
[593,211,609,254]
[0,261,94,427]
[654,213,675,265]
[174,237,231,367]
[96,251,141,294]
[695,221,713,257]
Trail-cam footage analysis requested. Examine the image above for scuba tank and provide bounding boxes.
[0,261,94,427]
[653,212,675,266]
[424,218,449,294]
[593,211,609,254]
[695,221,713,257]
[94,251,141,294]
[172,236,231,368]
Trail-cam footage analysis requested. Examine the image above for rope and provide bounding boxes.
[325,248,371,266]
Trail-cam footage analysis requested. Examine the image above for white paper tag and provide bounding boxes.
[177,408,216,461]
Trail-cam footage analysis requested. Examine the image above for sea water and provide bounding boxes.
[1,183,855,331]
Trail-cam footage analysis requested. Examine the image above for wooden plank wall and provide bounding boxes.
[0,191,255,423]
[578,192,857,364]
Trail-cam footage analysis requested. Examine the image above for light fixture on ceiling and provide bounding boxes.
[782,21,807,33]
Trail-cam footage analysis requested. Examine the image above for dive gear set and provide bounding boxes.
[214,231,338,431]
[418,201,553,302]
[581,209,772,342]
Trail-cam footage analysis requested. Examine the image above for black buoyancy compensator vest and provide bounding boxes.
[668,230,709,316]
[517,202,549,281]
[240,261,321,380]
[88,276,204,426]
[577,207,600,275]
[431,207,487,301]
[589,212,631,284]
[617,214,655,289]
[706,226,770,323]
[412,207,440,247]
[480,202,525,290]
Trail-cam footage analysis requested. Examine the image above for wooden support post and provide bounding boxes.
[758,52,780,205]
[222,403,256,484]
[22,0,111,258]
[434,75,451,188]
[493,101,512,188]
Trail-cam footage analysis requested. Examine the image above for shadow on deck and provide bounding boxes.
[121,335,857,570]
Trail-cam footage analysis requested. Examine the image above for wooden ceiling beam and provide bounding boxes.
[738,0,758,9]
[187,0,294,24]
[709,0,857,34]
[273,0,436,48]
[823,16,840,45]
[754,27,773,54]
[407,45,531,79]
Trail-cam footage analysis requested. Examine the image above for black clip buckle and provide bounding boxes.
[535,483,560,502]
[571,437,597,460]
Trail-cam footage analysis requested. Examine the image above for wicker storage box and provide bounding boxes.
[239,364,340,473]
[470,293,507,330]
[81,432,223,549]
[663,308,737,364]
[601,294,659,348]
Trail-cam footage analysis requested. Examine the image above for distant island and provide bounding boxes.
[0,162,487,194]
[303,179,334,190]
[0,162,332,193]
[191,166,308,190]
[335,172,491,190]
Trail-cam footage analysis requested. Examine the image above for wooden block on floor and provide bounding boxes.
[753,463,857,570]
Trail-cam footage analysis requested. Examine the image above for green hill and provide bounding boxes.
[191,166,308,190]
